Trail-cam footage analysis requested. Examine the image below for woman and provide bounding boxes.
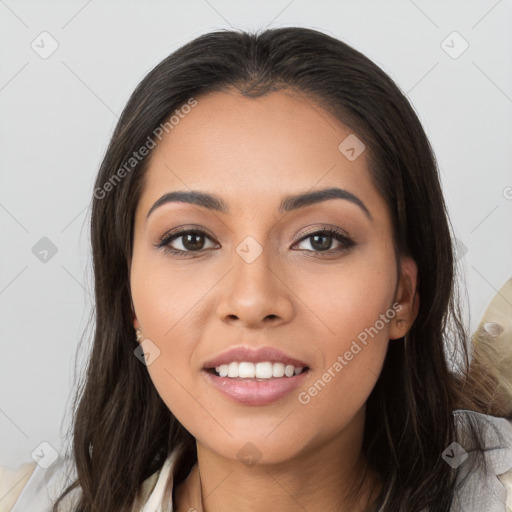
[3,27,511,512]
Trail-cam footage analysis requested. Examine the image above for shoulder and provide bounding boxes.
[0,461,37,511]
[1,444,188,512]
[452,409,512,512]
[129,466,162,511]
[0,455,78,512]
[134,443,189,511]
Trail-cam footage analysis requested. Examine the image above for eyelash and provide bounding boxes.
[155,225,355,259]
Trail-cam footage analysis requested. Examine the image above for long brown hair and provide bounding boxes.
[53,27,509,511]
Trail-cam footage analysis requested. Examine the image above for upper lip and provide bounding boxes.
[202,346,310,369]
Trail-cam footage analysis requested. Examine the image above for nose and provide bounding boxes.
[215,247,294,329]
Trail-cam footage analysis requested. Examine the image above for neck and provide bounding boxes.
[174,407,382,512]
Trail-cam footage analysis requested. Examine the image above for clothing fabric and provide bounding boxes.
[1,410,511,512]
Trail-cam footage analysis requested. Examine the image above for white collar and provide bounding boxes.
[142,410,512,512]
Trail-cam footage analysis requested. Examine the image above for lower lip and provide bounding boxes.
[202,369,310,406]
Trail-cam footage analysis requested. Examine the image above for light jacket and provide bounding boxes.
[1,409,511,512]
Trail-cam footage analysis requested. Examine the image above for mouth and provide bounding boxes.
[203,364,310,380]
[201,364,311,406]
[200,346,311,404]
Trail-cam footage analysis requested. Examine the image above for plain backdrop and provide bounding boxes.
[1,0,511,468]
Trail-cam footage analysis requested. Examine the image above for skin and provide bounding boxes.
[130,89,419,512]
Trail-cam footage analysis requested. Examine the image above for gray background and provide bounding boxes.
[1,0,511,468]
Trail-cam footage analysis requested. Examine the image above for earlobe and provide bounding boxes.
[129,290,139,330]
[131,297,143,342]
[389,255,419,340]
[133,313,142,343]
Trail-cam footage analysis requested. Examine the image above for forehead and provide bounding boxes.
[138,89,385,218]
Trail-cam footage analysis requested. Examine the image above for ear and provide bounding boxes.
[389,255,419,340]
[132,313,142,344]
[130,293,140,331]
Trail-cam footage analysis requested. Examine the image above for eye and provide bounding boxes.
[293,226,355,255]
[155,226,218,257]
[155,225,355,258]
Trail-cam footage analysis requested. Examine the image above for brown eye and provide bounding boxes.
[294,228,355,254]
[308,233,334,251]
[179,232,207,251]
[156,227,217,256]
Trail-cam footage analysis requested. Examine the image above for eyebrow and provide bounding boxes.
[146,187,372,220]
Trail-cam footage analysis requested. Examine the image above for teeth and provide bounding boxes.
[228,362,238,378]
[273,363,285,377]
[239,362,256,378]
[213,361,305,379]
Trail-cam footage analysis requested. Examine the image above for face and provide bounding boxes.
[130,89,417,466]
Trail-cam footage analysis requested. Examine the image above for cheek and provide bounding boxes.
[130,249,205,340]
[291,250,395,412]
[294,247,397,344]
[294,293,391,443]
[130,251,217,428]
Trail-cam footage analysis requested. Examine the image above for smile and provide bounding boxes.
[202,366,311,405]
